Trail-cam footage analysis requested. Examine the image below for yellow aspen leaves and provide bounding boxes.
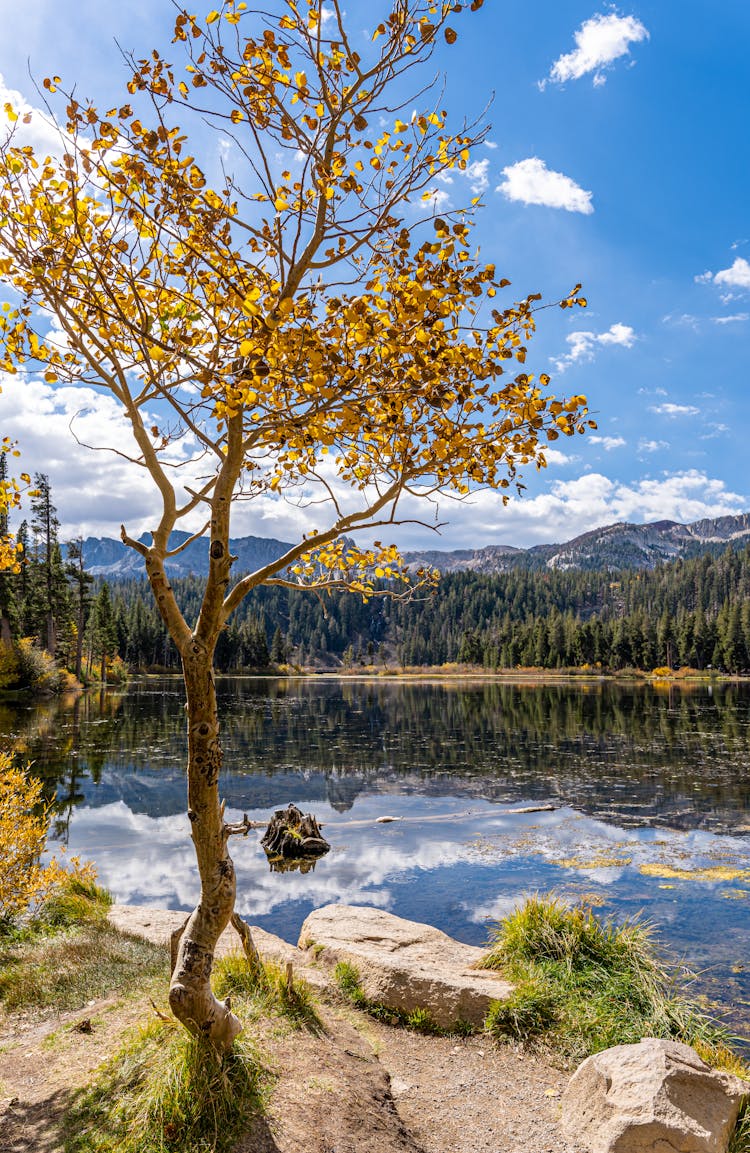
[0,0,594,610]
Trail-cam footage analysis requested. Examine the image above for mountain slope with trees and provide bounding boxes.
[99,543,750,675]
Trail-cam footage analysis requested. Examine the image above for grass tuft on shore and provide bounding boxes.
[0,876,164,1012]
[35,874,113,930]
[213,951,323,1034]
[480,895,748,1073]
[65,1017,267,1153]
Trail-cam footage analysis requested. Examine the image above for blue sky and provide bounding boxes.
[1,1,748,550]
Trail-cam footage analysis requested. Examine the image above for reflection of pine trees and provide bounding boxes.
[6,676,750,834]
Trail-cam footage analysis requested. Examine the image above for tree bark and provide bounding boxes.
[168,644,242,1051]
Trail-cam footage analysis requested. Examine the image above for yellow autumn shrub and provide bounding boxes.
[0,750,96,923]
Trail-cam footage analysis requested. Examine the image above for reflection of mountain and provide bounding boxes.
[8,676,750,836]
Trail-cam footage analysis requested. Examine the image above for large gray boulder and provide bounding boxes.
[560,1037,749,1153]
[298,903,512,1029]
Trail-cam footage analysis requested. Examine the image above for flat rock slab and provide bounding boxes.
[561,1037,750,1153]
[298,904,513,1029]
[107,905,327,988]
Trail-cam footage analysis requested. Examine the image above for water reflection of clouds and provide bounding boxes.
[65,796,750,933]
[66,798,515,920]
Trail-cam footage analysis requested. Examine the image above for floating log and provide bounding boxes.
[261,803,330,867]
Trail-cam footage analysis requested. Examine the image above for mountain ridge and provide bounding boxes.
[78,512,750,578]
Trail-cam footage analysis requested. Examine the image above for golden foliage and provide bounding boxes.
[0,750,96,922]
[0,438,27,572]
[0,0,594,639]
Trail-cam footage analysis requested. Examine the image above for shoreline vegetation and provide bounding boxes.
[1,660,744,701]
[1,881,748,1152]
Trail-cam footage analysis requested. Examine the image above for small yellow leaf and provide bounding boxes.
[206,10,220,24]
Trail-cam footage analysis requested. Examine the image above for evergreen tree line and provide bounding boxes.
[5,465,750,677]
[0,469,118,685]
[104,544,750,674]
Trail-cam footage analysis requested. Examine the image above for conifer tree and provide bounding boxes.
[65,538,94,680]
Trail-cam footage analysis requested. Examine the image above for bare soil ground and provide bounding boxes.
[0,908,585,1153]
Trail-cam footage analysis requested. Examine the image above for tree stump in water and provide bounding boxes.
[261,803,330,869]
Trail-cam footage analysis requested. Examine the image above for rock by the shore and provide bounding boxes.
[107,904,329,989]
[298,904,513,1029]
[560,1037,750,1153]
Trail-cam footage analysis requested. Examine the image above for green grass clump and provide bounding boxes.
[34,875,113,930]
[480,895,746,1071]
[65,1018,266,1153]
[484,979,557,1042]
[334,961,368,1008]
[212,951,323,1034]
[0,922,165,1012]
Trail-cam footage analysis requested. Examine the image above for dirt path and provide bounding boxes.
[0,909,585,1153]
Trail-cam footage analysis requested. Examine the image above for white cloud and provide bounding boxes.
[697,258,750,290]
[588,436,625,451]
[0,72,65,156]
[543,12,649,88]
[384,469,747,551]
[553,322,636,371]
[419,157,490,211]
[0,380,741,560]
[638,439,669,453]
[465,158,490,194]
[0,373,206,540]
[649,402,700,418]
[542,448,577,466]
[66,796,538,920]
[662,313,700,332]
[418,187,452,213]
[713,313,749,324]
[497,157,593,214]
[700,423,730,440]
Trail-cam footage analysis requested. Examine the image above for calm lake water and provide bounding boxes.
[3,675,750,1041]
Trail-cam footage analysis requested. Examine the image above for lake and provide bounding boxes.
[4,675,750,1042]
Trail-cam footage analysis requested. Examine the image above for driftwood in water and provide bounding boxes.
[262,803,330,868]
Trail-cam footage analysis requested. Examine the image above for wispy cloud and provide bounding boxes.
[541,12,649,88]
[497,157,593,214]
[649,403,700,418]
[662,313,700,331]
[588,436,626,451]
[638,439,669,454]
[713,313,749,325]
[700,423,730,440]
[553,322,636,372]
[419,157,490,212]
